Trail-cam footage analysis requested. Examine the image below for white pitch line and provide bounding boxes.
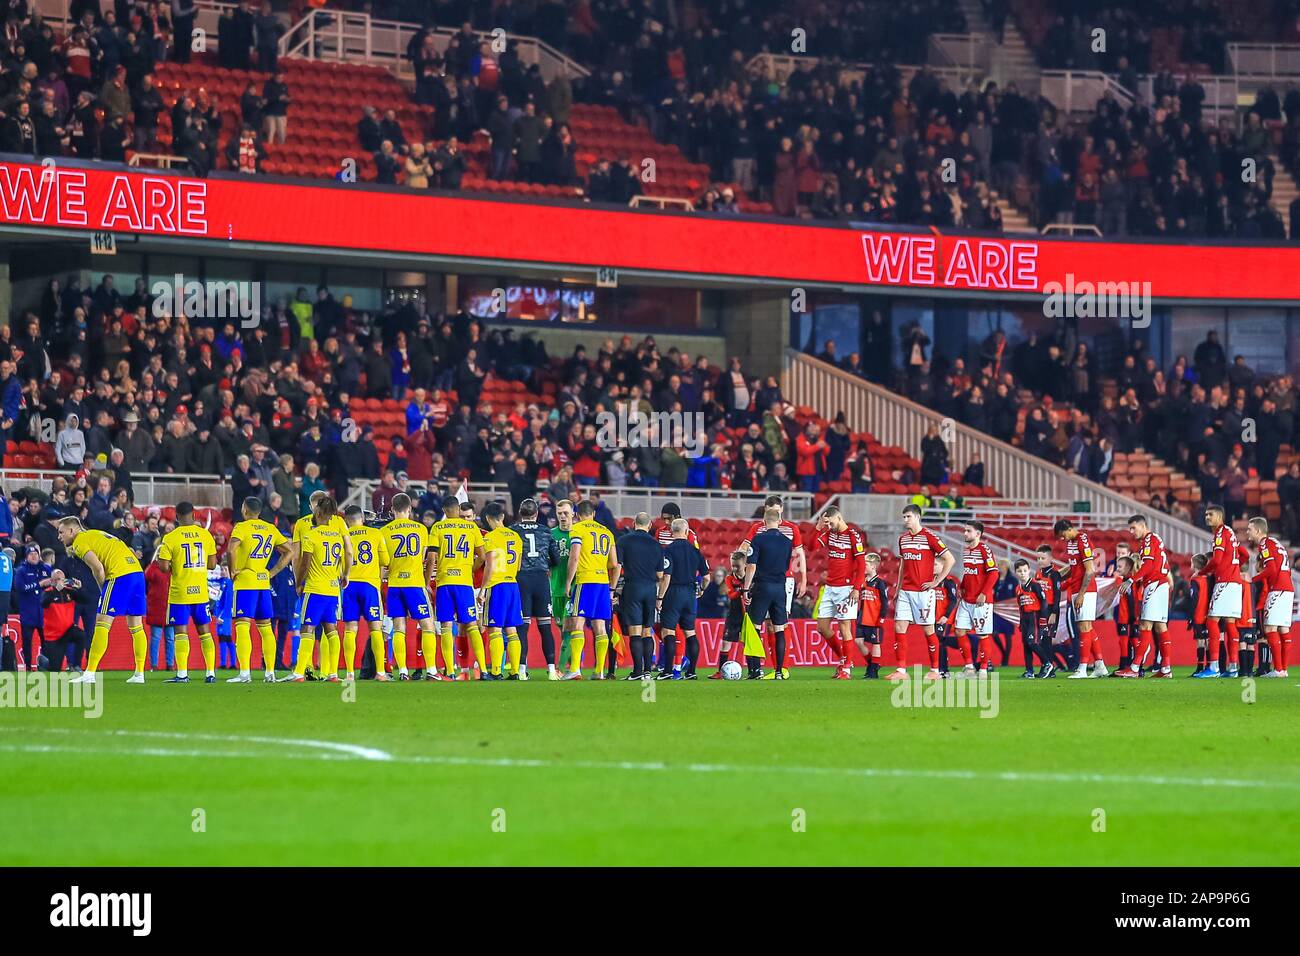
[2,727,1297,792]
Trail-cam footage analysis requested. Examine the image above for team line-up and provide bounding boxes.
[58,491,1292,685]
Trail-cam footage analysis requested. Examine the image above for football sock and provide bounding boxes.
[594,634,609,674]
[1239,645,1254,676]
[257,621,277,674]
[420,629,437,673]
[1020,633,1035,669]
[294,636,315,676]
[893,631,906,668]
[1269,634,1283,671]
[489,629,504,675]
[129,623,148,673]
[1196,640,1207,670]
[955,634,972,666]
[369,626,386,675]
[1159,632,1172,671]
[200,633,216,674]
[235,620,252,673]
[926,632,939,668]
[662,634,677,671]
[558,629,571,671]
[540,619,556,666]
[775,629,787,672]
[685,635,699,675]
[507,633,521,675]
[175,635,190,677]
[1226,622,1240,665]
[517,626,528,668]
[1207,620,1221,665]
[440,628,456,674]
[569,631,584,671]
[468,625,486,671]
[342,628,357,677]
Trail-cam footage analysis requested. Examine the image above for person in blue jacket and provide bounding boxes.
[15,544,52,671]
[0,546,13,671]
[270,561,298,671]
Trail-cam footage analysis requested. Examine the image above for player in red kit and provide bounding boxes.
[1246,516,1292,678]
[1053,518,1106,677]
[1187,552,1212,675]
[1196,504,1244,678]
[889,503,955,681]
[813,505,867,678]
[952,520,997,677]
[1116,515,1171,678]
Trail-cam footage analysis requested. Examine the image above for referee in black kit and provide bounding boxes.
[743,505,795,680]
[657,518,710,680]
[616,512,663,679]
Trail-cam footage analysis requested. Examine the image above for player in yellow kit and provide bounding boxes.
[60,517,148,685]
[383,492,438,681]
[292,489,352,678]
[431,495,487,679]
[156,501,219,684]
[563,499,621,680]
[343,505,390,682]
[226,496,293,683]
[480,502,525,680]
[287,496,351,683]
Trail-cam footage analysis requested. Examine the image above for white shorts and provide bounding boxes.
[1208,581,1243,619]
[1139,581,1169,624]
[1067,590,1097,624]
[954,599,992,635]
[894,588,935,627]
[815,584,859,621]
[785,577,795,613]
[1262,590,1293,629]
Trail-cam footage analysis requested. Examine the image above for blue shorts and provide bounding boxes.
[386,584,431,621]
[748,580,788,628]
[343,581,382,623]
[168,600,212,627]
[99,570,147,617]
[518,572,552,618]
[485,583,524,629]
[619,581,657,629]
[302,593,340,628]
[435,584,477,625]
[234,588,273,620]
[659,584,697,631]
[571,582,611,621]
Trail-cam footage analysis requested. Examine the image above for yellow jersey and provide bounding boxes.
[383,517,430,586]
[157,524,217,604]
[299,522,347,596]
[483,527,523,586]
[347,524,390,587]
[228,518,287,591]
[294,512,349,547]
[70,529,142,580]
[570,519,613,585]
[431,517,483,586]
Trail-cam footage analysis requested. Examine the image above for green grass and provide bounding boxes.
[1,668,1298,866]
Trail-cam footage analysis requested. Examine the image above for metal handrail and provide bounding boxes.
[0,468,231,508]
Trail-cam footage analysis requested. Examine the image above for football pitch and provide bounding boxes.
[2,669,1298,867]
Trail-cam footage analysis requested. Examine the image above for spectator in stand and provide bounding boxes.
[795,422,829,493]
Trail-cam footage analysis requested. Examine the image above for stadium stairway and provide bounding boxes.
[1268,151,1297,238]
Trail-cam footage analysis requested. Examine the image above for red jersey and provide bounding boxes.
[652,519,699,550]
[1016,581,1044,614]
[1257,536,1293,593]
[858,576,888,627]
[1189,572,1210,626]
[745,519,804,579]
[724,572,745,602]
[959,543,998,603]
[897,527,948,591]
[1206,525,1243,585]
[815,524,867,588]
[1063,531,1097,595]
[1133,531,1169,586]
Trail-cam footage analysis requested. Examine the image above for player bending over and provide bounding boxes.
[61,518,148,685]
[226,496,293,683]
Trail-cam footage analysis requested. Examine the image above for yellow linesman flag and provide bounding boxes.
[740,612,765,658]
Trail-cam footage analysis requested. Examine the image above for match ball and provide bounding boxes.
[721,660,743,681]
